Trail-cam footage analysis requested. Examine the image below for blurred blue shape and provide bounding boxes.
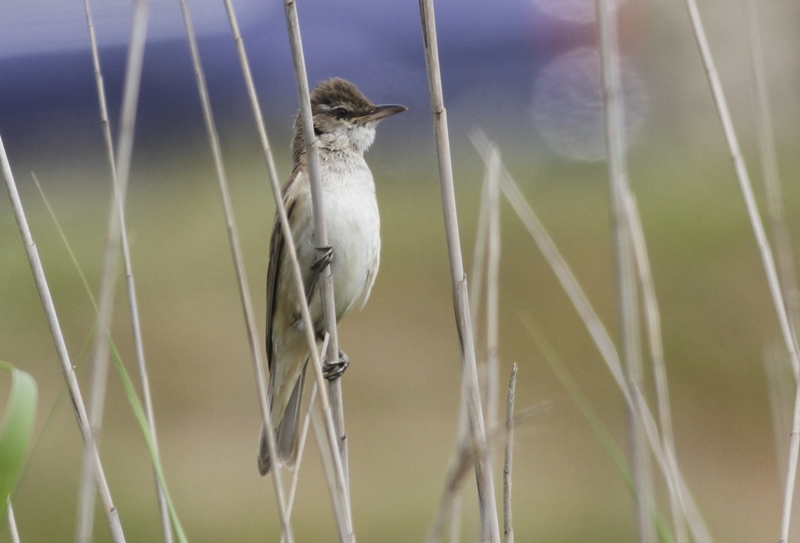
[0,0,622,160]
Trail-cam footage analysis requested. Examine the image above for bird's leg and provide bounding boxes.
[312,245,334,272]
[309,245,348,379]
[323,350,350,380]
[306,245,334,305]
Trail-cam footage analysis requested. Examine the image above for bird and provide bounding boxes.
[258,78,406,475]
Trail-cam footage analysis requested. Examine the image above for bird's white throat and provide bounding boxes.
[320,121,378,155]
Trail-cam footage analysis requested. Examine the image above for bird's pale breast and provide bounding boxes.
[322,160,381,320]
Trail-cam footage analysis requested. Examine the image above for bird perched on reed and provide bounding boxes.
[258,78,406,475]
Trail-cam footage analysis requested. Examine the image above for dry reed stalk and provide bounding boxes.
[76,1,175,541]
[503,364,517,543]
[7,502,20,543]
[76,1,122,539]
[446,372,470,543]
[287,381,319,517]
[221,2,351,540]
[469,164,491,329]
[485,145,502,436]
[287,334,328,521]
[458,139,501,543]
[417,2,501,541]
[680,2,800,539]
[471,132,626,396]
[594,1,655,540]
[625,193,687,543]
[746,0,800,341]
[310,404,349,543]
[114,90,169,543]
[472,134,713,543]
[520,315,714,543]
[424,404,546,543]
[81,1,173,540]
[280,0,351,496]
[190,1,301,540]
[280,1,355,538]
[765,346,793,480]
[1,136,126,543]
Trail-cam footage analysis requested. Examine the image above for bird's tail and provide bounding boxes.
[258,364,307,475]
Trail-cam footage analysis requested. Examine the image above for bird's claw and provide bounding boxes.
[312,245,334,272]
[323,350,350,380]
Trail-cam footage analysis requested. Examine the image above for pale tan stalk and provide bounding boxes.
[76,0,121,540]
[184,0,298,535]
[455,151,495,543]
[518,315,714,543]
[280,1,354,539]
[280,0,352,498]
[287,381,318,517]
[485,145,502,437]
[503,364,518,543]
[77,1,167,541]
[447,372,470,543]
[96,1,173,540]
[417,2,500,541]
[626,193,687,543]
[680,2,800,539]
[469,166,491,329]
[1,136,126,543]
[473,133,713,543]
[472,131,626,398]
[746,0,800,345]
[765,346,792,480]
[222,1,350,540]
[287,335,327,519]
[595,1,654,540]
[425,405,546,543]
[310,405,346,537]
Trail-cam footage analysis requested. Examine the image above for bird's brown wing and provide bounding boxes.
[265,188,297,372]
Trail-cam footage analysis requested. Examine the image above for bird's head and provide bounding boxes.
[293,78,407,160]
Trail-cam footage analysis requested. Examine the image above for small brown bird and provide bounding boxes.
[258,78,406,475]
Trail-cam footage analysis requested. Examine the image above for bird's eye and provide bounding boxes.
[332,107,348,120]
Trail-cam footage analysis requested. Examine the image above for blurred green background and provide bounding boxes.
[2,0,800,542]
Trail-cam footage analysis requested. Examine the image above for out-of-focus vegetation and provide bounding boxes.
[1,125,798,541]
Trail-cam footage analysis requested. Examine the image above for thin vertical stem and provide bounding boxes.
[1,135,126,543]
[680,1,800,539]
[104,0,173,539]
[745,0,800,345]
[280,1,354,540]
[595,1,655,540]
[197,1,299,541]
[626,193,687,543]
[485,145,502,435]
[76,0,160,543]
[682,0,799,374]
[221,1,351,540]
[469,167,491,330]
[473,134,712,543]
[765,346,793,482]
[503,364,518,543]
[418,1,500,541]
[287,380,320,517]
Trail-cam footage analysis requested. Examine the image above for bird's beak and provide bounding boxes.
[353,104,408,123]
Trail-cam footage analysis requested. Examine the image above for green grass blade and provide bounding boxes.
[32,176,188,543]
[0,362,38,516]
[519,313,674,543]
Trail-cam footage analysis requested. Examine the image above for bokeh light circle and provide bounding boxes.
[532,0,627,24]
[531,47,647,162]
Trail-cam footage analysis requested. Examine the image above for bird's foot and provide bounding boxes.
[323,350,350,380]
[312,245,334,272]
